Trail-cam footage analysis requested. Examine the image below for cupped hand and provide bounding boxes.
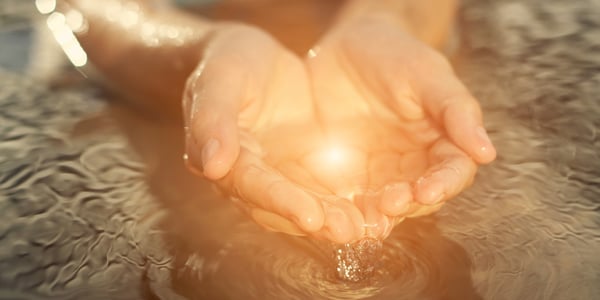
[183,25,367,243]
[304,16,497,239]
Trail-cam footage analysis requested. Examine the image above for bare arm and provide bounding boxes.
[57,0,457,117]
[50,0,493,242]
[59,0,220,117]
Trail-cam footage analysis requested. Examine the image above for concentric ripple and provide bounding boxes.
[173,218,480,300]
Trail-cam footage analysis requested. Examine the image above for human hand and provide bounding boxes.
[304,16,497,239]
[183,25,367,243]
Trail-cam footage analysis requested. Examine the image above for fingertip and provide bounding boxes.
[378,183,412,216]
[321,205,358,244]
[355,193,392,239]
[201,138,239,180]
[199,138,223,179]
[270,183,325,233]
[473,126,497,164]
[475,145,497,164]
[202,141,239,180]
[294,198,325,233]
[415,177,446,205]
[202,158,233,180]
[326,225,356,244]
[444,103,497,164]
[191,118,240,180]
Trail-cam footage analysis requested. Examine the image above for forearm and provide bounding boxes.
[57,0,218,117]
[330,0,459,49]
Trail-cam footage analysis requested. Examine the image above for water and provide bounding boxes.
[1,0,600,299]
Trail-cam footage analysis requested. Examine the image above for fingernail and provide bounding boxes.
[475,126,492,151]
[201,138,220,168]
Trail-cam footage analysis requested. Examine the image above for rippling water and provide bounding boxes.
[1,0,600,299]
[166,211,480,300]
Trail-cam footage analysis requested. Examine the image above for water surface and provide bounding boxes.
[1,0,599,299]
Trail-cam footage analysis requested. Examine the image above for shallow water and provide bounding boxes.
[1,0,600,299]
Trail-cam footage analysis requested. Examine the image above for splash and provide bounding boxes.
[334,238,383,282]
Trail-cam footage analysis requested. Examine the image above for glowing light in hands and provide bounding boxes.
[322,145,348,167]
[306,143,366,199]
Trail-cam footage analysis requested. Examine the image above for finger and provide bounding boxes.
[250,208,306,236]
[315,199,365,244]
[419,73,497,164]
[184,55,246,180]
[378,182,413,217]
[355,192,393,239]
[387,81,426,121]
[231,152,325,233]
[414,139,477,205]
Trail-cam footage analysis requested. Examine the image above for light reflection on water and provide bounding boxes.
[1,0,600,299]
[168,210,481,300]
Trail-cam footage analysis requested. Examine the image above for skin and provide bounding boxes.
[61,0,496,243]
[304,13,496,239]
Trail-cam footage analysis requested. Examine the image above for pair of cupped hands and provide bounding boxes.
[183,17,496,244]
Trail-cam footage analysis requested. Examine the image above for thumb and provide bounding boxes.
[188,111,239,180]
[184,59,246,180]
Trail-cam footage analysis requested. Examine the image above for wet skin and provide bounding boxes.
[184,20,496,244]
[63,0,496,244]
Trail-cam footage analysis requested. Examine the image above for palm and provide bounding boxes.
[188,23,492,243]
[186,26,373,243]
[302,25,475,237]
[242,51,378,242]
